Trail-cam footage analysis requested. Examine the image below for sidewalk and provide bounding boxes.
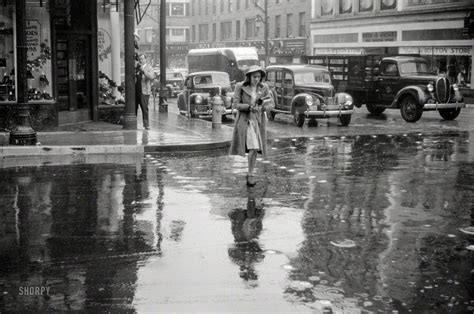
[0,110,234,157]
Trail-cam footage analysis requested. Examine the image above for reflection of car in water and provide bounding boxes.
[152,69,185,98]
[187,47,260,83]
[177,71,236,120]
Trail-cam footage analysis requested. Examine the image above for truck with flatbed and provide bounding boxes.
[307,55,465,122]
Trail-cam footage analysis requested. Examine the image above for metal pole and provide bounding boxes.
[264,0,269,67]
[123,0,137,129]
[158,0,168,113]
[9,0,37,145]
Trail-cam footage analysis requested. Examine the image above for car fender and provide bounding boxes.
[291,93,324,114]
[177,92,187,111]
[392,86,428,108]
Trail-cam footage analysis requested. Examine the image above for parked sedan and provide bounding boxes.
[177,71,236,119]
[152,70,185,98]
[266,65,354,127]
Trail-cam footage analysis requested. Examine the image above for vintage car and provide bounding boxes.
[152,69,185,98]
[265,65,354,127]
[177,71,236,119]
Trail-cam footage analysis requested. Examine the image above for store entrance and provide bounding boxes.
[55,34,92,124]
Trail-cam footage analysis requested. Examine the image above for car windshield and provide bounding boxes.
[237,59,260,70]
[399,61,431,75]
[165,72,183,80]
[294,71,331,85]
[193,73,230,86]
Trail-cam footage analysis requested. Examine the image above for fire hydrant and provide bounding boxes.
[211,95,224,129]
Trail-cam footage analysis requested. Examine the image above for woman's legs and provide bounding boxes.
[248,149,258,174]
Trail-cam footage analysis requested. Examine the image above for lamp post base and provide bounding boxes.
[9,104,37,145]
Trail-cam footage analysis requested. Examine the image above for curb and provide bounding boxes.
[0,140,232,157]
[1,145,144,157]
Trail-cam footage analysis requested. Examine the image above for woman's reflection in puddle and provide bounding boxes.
[228,183,267,287]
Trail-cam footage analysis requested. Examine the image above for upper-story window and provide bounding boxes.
[221,21,232,40]
[381,0,397,9]
[340,0,352,13]
[213,0,216,14]
[171,3,185,16]
[221,0,225,13]
[205,0,209,14]
[236,20,241,38]
[298,12,305,37]
[198,0,201,15]
[321,0,334,15]
[245,0,250,9]
[237,0,241,10]
[245,18,256,38]
[275,15,281,37]
[276,0,281,3]
[359,0,374,11]
[286,14,293,37]
[228,0,233,12]
[191,1,195,15]
[199,24,209,41]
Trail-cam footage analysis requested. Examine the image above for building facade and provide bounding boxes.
[309,0,474,93]
[187,0,311,65]
[135,0,190,69]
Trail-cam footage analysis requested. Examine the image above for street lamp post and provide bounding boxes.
[254,0,269,67]
[158,0,168,113]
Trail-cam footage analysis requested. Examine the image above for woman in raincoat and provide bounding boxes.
[229,66,275,186]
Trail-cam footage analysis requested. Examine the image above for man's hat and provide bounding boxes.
[245,65,266,79]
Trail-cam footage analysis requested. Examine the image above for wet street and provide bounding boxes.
[1,120,473,312]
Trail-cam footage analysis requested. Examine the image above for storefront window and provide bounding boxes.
[26,2,53,102]
[0,4,15,102]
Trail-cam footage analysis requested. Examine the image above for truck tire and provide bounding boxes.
[294,112,305,127]
[400,96,422,122]
[366,103,386,115]
[339,114,351,126]
[438,108,461,120]
[268,111,276,121]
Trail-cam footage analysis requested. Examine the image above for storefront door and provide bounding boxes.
[55,34,92,123]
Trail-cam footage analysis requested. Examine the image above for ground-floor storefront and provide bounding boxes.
[0,0,99,131]
[309,9,473,96]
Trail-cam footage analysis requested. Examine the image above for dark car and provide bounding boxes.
[266,65,354,127]
[359,56,465,122]
[177,71,236,119]
[152,70,184,98]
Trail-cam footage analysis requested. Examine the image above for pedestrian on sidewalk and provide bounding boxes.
[229,65,275,186]
[135,54,155,130]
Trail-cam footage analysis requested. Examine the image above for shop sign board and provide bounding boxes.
[313,47,364,55]
[362,31,397,42]
[26,20,41,59]
[399,46,472,56]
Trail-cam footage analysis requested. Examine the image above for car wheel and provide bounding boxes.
[307,117,318,127]
[438,108,461,120]
[268,111,276,121]
[366,103,386,115]
[400,96,422,122]
[294,111,305,127]
[339,114,351,126]
[221,114,229,122]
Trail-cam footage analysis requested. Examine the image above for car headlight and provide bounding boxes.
[195,95,203,104]
[305,95,313,106]
[452,84,459,91]
[427,83,434,92]
[344,95,353,107]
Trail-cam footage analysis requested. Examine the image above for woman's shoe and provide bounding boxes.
[246,174,257,186]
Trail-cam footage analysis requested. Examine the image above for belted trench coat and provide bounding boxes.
[229,82,275,156]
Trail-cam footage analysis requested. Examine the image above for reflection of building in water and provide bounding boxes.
[0,163,165,311]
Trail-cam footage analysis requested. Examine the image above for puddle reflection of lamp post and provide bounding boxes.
[253,0,269,67]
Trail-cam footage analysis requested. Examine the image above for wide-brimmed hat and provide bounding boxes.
[245,65,266,79]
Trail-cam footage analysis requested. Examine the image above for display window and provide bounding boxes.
[26,2,53,102]
[0,4,16,102]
